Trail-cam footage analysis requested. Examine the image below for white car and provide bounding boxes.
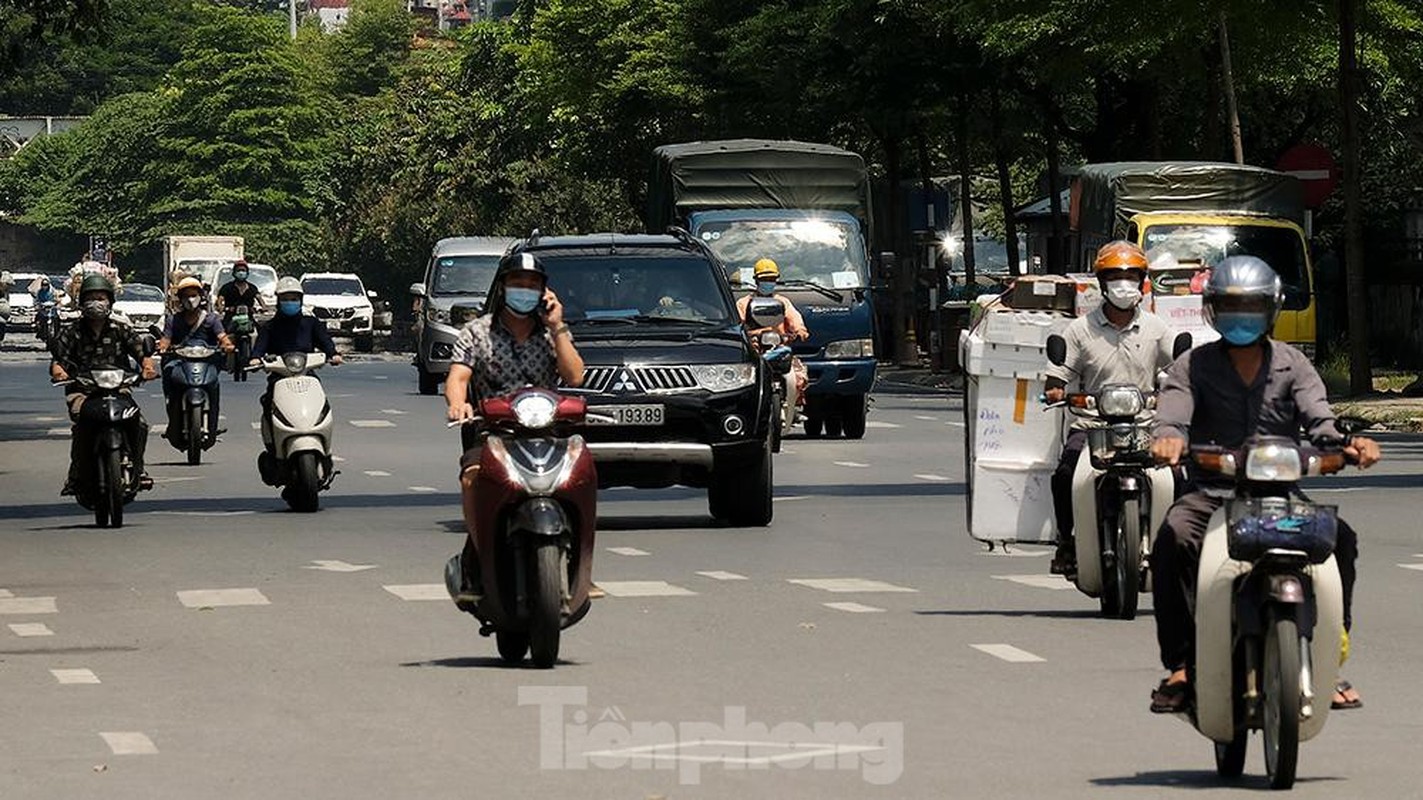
[6,272,47,331]
[300,272,376,351]
[113,282,168,333]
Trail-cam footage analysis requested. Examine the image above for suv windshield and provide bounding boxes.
[118,284,164,302]
[302,277,364,297]
[433,255,500,295]
[544,255,734,324]
[1143,224,1310,309]
[698,218,868,289]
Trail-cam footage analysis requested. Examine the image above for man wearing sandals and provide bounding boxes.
[1148,256,1380,713]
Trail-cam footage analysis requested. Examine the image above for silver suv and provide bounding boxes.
[409,236,516,395]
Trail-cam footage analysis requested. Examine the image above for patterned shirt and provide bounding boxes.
[450,315,558,402]
[51,317,148,373]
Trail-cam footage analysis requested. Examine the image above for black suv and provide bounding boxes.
[513,232,776,526]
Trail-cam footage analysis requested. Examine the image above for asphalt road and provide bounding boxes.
[2,339,1422,799]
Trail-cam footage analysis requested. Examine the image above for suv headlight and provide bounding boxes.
[1244,442,1303,482]
[823,338,875,359]
[1096,385,1145,417]
[691,363,756,392]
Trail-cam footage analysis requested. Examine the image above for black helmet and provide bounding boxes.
[485,251,548,319]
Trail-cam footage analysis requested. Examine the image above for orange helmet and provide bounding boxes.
[1093,241,1149,274]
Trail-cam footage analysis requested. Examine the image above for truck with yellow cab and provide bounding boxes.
[1070,162,1316,355]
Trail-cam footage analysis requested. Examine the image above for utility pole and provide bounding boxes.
[1339,0,1371,394]
[289,0,298,40]
[1219,11,1244,164]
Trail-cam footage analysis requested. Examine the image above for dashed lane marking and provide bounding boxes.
[250,422,262,430]
[408,486,438,493]
[994,574,1076,591]
[788,578,917,593]
[944,421,966,428]
[0,597,58,614]
[46,428,69,436]
[833,461,870,468]
[864,421,901,429]
[51,668,100,685]
[100,732,158,755]
[824,602,885,613]
[332,456,347,463]
[176,588,270,608]
[696,571,747,581]
[380,409,407,415]
[9,623,53,637]
[363,470,391,477]
[914,415,939,421]
[372,375,389,380]
[350,419,397,428]
[383,584,448,601]
[607,547,650,556]
[305,560,377,573]
[972,644,1046,663]
[33,416,62,422]
[773,495,810,503]
[914,474,950,482]
[1400,564,1423,572]
[0,589,11,598]
[596,581,697,597]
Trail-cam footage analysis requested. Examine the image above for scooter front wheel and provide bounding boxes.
[1263,612,1302,790]
[496,631,530,665]
[1214,734,1247,778]
[105,448,124,529]
[285,452,321,513]
[528,542,565,669]
[186,405,204,465]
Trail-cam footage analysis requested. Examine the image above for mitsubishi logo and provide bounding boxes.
[611,369,640,393]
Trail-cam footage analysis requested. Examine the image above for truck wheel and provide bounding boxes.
[842,395,867,439]
[417,367,439,396]
[710,445,774,527]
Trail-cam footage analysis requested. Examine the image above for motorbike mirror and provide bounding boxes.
[1172,331,1193,359]
[1045,334,1067,367]
[408,282,426,297]
[1335,415,1374,436]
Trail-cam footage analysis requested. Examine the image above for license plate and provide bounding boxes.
[588,404,665,426]
[324,319,341,330]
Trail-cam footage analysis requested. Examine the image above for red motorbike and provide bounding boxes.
[450,388,601,668]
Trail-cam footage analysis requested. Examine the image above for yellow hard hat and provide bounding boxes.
[174,277,204,295]
[753,258,780,280]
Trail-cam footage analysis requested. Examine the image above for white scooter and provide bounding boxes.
[745,297,800,454]
[1046,333,1190,619]
[1181,436,1355,790]
[255,352,337,512]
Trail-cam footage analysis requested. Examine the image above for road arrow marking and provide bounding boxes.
[305,560,377,573]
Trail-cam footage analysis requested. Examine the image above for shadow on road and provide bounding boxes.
[1090,771,1343,790]
[400,656,584,670]
[597,514,720,531]
[914,608,1143,620]
[0,491,458,522]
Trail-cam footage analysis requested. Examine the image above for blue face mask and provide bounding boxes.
[278,300,303,317]
[756,281,778,295]
[1215,312,1269,346]
[505,287,542,316]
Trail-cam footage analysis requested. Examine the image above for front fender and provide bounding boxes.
[510,497,568,538]
[185,386,207,407]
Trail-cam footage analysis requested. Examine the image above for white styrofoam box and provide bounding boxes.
[962,339,1050,379]
[981,309,1066,347]
[1152,294,1220,345]
[964,374,1063,543]
[970,462,1057,543]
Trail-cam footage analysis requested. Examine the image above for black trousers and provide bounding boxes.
[1150,489,1359,671]
[1051,430,1089,545]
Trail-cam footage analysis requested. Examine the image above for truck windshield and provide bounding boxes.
[433,255,500,295]
[697,218,868,289]
[545,256,733,324]
[1142,224,1310,308]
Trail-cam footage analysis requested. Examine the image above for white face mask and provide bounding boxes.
[1104,279,1142,310]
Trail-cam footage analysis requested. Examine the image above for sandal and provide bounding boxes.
[1331,679,1363,710]
[1150,678,1191,714]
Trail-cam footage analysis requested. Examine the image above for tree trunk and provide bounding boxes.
[992,87,1021,277]
[1219,11,1245,164]
[1045,117,1065,275]
[884,136,917,366]
[957,92,976,288]
[1339,0,1371,393]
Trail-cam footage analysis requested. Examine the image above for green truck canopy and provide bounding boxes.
[647,139,869,232]
[1074,161,1305,237]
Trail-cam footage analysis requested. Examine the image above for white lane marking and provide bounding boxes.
[250,422,262,430]
[379,409,407,415]
[46,427,69,436]
[305,560,377,573]
[350,419,397,428]
[833,461,870,468]
[9,623,54,637]
[914,473,951,482]
[596,581,696,597]
[824,602,885,613]
[979,547,1052,558]
[176,588,270,608]
[0,589,11,598]
[696,571,747,581]
[151,424,167,435]
[864,421,901,429]
[0,597,58,614]
[218,415,227,421]
[33,415,63,422]
[944,421,966,428]
[383,584,448,601]
[332,456,346,463]
[972,644,1046,663]
[580,740,884,765]
[788,578,917,593]
[372,375,389,380]
[773,495,810,503]
[607,547,650,556]
[151,510,253,517]
[914,415,939,421]
[1400,564,1423,572]
[408,486,438,493]
[100,732,158,755]
[363,470,391,477]
[994,574,1076,591]
[51,668,100,685]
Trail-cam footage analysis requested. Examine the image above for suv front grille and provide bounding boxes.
[578,365,698,394]
[313,306,355,320]
[633,366,697,392]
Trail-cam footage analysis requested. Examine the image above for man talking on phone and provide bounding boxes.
[443,251,584,607]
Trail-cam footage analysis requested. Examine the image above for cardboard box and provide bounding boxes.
[1008,276,1076,312]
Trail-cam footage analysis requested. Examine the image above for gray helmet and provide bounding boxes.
[275,276,303,297]
[1203,256,1283,345]
[79,273,115,302]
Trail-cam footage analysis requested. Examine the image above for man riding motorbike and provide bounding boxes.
[1147,255,1381,713]
[157,277,235,448]
[249,276,342,418]
[443,252,585,607]
[49,275,158,495]
[1045,241,1180,577]
[736,258,809,403]
[216,259,266,325]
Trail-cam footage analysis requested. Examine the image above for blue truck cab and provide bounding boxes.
[648,140,878,439]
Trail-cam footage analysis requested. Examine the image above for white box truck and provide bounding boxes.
[162,235,244,291]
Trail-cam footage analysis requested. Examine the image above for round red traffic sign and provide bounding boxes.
[1276,143,1339,208]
